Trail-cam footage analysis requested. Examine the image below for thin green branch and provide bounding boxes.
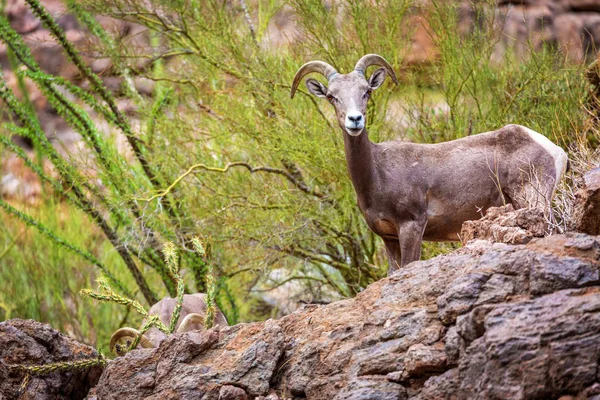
[134,161,329,203]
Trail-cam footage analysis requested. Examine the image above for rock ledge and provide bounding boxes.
[90,233,600,400]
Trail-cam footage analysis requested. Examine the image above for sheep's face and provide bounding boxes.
[306,69,387,136]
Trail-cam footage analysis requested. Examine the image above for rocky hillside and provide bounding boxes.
[77,232,599,400]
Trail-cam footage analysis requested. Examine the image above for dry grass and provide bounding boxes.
[552,125,599,232]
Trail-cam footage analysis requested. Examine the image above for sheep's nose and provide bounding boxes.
[348,113,363,123]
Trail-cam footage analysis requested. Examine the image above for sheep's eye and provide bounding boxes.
[364,90,372,99]
[326,94,335,102]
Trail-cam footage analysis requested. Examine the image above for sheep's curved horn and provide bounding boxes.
[176,313,206,333]
[109,327,155,355]
[354,54,398,85]
[290,61,338,99]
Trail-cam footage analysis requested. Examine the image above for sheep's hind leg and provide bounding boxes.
[383,238,401,276]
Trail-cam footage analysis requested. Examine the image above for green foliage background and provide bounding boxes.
[0,0,594,348]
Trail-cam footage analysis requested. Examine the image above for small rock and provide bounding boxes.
[219,385,248,400]
[403,343,447,378]
[385,371,404,383]
[255,394,281,400]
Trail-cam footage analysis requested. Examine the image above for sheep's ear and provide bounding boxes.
[306,79,328,98]
[368,68,387,90]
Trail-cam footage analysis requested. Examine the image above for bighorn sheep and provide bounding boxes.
[110,293,228,355]
[291,54,568,274]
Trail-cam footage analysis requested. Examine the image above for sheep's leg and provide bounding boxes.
[398,220,425,268]
[383,238,402,276]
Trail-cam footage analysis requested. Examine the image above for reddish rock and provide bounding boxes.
[573,168,600,234]
[404,343,447,378]
[219,385,248,400]
[492,4,556,61]
[472,0,600,62]
[460,204,551,245]
[555,12,600,60]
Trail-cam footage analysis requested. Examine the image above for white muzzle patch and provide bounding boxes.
[345,111,364,136]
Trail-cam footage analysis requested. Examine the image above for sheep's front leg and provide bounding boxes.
[383,238,402,276]
[398,220,425,267]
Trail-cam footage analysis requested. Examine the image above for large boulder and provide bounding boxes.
[91,232,600,399]
[0,319,104,399]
